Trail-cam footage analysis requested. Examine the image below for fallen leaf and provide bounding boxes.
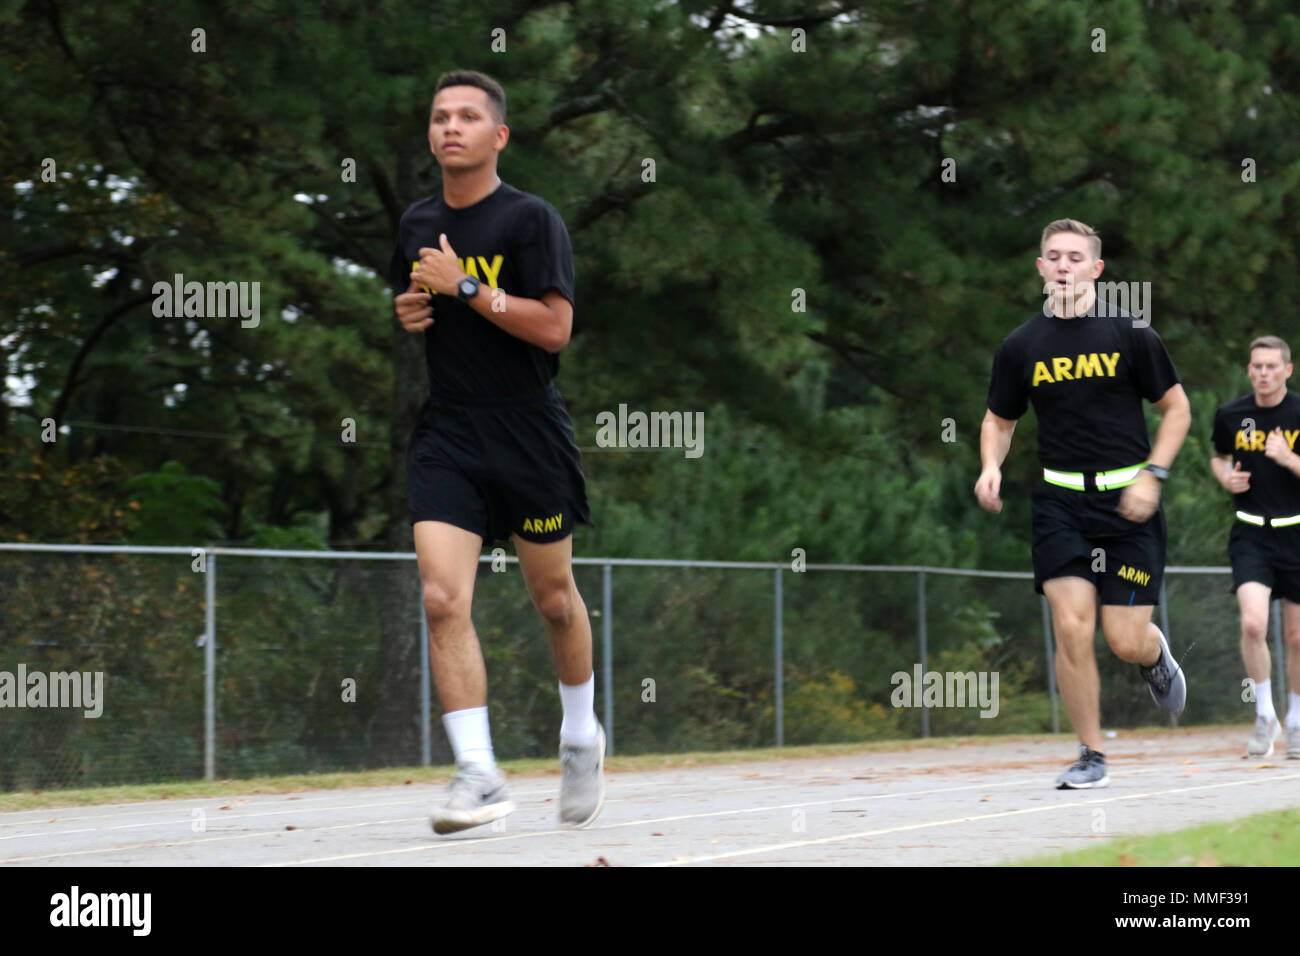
[285,825,297,831]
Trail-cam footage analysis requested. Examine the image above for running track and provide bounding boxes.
[3,729,1297,866]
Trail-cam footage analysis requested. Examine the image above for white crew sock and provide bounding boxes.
[1255,679,1276,719]
[442,706,495,768]
[559,674,598,744]
[1288,692,1300,728]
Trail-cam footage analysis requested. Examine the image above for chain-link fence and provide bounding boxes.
[0,544,1282,792]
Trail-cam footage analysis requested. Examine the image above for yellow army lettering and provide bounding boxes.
[521,513,563,534]
[412,255,505,293]
[1031,352,1120,387]
[1116,564,1151,587]
[1235,429,1300,452]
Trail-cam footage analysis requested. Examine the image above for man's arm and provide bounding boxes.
[974,409,1017,513]
[409,234,573,352]
[1210,452,1251,493]
[1263,428,1300,480]
[463,286,572,353]
[1116,383,1191,522]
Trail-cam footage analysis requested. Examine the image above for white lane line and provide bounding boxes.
[264,776,1053,865]
[647,772,1300,866]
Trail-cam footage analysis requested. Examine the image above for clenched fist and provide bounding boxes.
[395,275,433,332]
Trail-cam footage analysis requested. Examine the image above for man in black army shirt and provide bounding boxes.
[975,219,1191,789]
[391,70,604,833]
[1211,336,1300,759]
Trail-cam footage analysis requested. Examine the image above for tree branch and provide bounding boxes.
[52,293,153,423]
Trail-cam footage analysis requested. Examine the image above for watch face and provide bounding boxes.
[458,277,478,299]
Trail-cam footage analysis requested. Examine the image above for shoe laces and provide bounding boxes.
[1142,653,1171,694]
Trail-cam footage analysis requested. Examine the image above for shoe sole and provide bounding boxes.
[1146,632,1186,715]
[560,726,606,828]
[430,799,515,835]
[1056,774,1110,790]
[1247,722,1282,759]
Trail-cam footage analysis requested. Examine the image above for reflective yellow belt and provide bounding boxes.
[1236,511,1300,528]
[1043,462,1147,492]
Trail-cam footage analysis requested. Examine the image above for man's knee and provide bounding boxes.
[532,581,577,629]
[1242,615,1270,644]
[423,579,471,628]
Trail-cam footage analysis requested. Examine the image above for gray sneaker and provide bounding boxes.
[1139,631,1186,715]
[430,763,514,835]
[1288,724,1300,759]
[559,723,606,827]
[1056,745,1109,789]
[1247,714,1282,758]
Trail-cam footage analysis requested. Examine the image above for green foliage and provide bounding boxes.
[124,461,225,545]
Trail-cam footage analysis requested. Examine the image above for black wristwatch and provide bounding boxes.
[1143,464,1170,482]
[456,276,480,302]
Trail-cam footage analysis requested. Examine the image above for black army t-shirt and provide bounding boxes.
[1212,392,1300,518]
[389,182,575,398]
[986,298,1181,472]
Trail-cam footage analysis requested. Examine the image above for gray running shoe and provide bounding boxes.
[1056,745,1109,789]
[1288,724,1300,759]
[1139,631,1186,715]
[1247,714,1282,758]
[430,763,514,835]
[559,723,606,827]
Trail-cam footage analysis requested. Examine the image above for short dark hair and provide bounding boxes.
[1041,218,1101,260]
[1250,335,1292,364]
[433,70,506,125]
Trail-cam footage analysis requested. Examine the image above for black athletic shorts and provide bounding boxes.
[406,384,590,545]
[1030,481,1166,605]
[1228,522,1300,603]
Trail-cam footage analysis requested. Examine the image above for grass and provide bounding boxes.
[1012,806,1300,866]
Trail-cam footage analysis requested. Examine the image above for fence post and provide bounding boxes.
[420,591,431,767]
[1273,599,1285,714]
[1160,578,1176,727]
[918,570,928,739]
[1041,595,1059,734]
[204,551,216,781]
[775,567,784,748]
[602,563,613,756]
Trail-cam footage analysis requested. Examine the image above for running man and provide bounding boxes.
[1210,336,1300,758]
[390,70,604,833]
[975,218,1191,789]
